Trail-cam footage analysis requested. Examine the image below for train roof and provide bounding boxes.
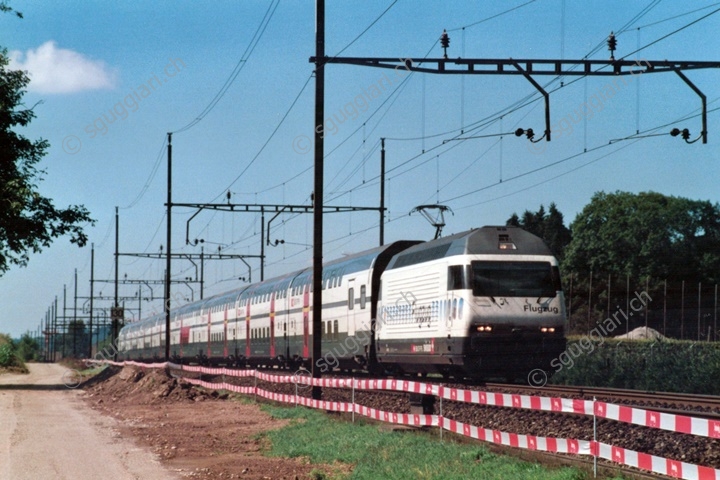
[386,226,553,270]
[322,240,420,272]
[119,240,420,334]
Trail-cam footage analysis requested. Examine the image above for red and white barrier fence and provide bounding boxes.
[87,360,720,480]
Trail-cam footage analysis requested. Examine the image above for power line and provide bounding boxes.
[121,137,167,210]
[332,1,398,57]
[449,103,720,207]
[447,0,537,32]
[217,73,314,199]
[171,0,280,134]
[628,2,720,32]
[620,5,720,60]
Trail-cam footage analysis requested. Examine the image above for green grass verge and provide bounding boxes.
[261,404,622,480]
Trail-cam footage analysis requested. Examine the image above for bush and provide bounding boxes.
[0,343,15,367]
[15,334,40,361]
[551,337,720,394]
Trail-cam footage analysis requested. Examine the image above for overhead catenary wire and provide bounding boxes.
[447,0,537,32]
[331,1,398,58]
[121,137,167,210]
[629,2,720,31]
[171,0,280,134]
[190,73,314,241]
[141,3,720,302]
[338,2,720,206]
[449,102,720,208]
[203,0,528,209]
[209,0,399,206]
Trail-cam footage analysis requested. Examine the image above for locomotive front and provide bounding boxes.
[377,226,566,381]
[461,229,566,379]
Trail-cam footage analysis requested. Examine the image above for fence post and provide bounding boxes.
[593,396,597,478]
[439,392,443,442]
[352,378,355,423]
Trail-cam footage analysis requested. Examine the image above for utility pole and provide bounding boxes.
[53,297,58,362]
[74,268,78,356]
[312,0,325,401]
[380,138,385,246]
[89,243,94,358]
[200,247,204,300]
[41,315,46,361]
[113,206,120,353]
[260,210,265,281]
[62,284,67,358]
[165,133,172,361]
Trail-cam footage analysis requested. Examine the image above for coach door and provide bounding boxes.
[269,293,276,358]
[347,279,356,336]
[302,284,310,358]
[281,290,290,362]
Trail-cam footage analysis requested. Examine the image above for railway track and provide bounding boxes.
[483,382,720,419]
[171,363,720,417]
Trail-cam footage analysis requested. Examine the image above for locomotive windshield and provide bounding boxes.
[471,261,559,298]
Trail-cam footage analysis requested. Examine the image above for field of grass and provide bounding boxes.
[260,404,624,480]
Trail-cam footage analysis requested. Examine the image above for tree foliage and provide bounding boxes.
[59,319,88,357]
[0,48,94,275]
[0,1,22,18]
[15,333,40,361]
[506,202,572,259]
[562,191,720,284]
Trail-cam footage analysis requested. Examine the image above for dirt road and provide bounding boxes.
[0,363,178,480]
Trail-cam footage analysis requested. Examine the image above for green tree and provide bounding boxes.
[15,333,39,361]
[0,47,94,275]
[506,202,571,259]
[60,319,88,358]
[0,1,22,18]
[562,191,720,336]
[562,191,720,283]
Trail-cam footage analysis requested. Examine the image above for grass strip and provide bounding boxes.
[261,404,623,480]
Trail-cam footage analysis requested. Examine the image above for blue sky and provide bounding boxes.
[1,1,719,338]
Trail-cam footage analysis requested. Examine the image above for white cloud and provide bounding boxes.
[9,41,117,94]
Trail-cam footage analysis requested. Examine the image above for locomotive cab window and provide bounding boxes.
[472,261,557,298]
[447,265,471,290]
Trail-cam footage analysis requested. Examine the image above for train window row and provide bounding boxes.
[348,286,368,310]
[251,327,271,339]
[322,267,345,291]
[127,316,354,348]
[324,319,340,341]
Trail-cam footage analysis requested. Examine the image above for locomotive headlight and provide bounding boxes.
[476,325,493,332]
[540,327,555,333]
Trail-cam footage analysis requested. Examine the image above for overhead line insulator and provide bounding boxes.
[608,32,617,61]
[440,29,450,59]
